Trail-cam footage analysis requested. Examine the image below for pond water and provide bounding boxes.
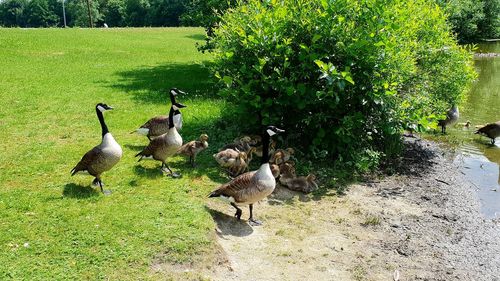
[450,42,500,219]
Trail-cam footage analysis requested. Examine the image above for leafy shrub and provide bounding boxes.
[210,0,475,172]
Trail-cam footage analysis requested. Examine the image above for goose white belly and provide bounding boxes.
[98,133,123,171]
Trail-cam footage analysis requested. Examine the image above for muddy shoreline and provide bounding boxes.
[158,137,500,280]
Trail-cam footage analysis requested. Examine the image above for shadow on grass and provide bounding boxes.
[110,63,215,104]
[185,34,206,41]
[133,165,164,179]
[63,183,100,198]
[206,206,254,237]
[124,143,147,152]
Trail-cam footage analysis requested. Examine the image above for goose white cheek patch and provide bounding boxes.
[97,105,106,112]
[267,129,276,136]
[172,105,179,111]
[171,90,178,96]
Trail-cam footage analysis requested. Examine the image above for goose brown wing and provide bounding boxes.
[136,137,164,158]
[140,115,168,129]
[209,171,256,199]
[71,146,102,175]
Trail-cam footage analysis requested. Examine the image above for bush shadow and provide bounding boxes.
[109,63,216,104]
[185,34,206,41]
[206,206,254,237]
[63,183,100,199]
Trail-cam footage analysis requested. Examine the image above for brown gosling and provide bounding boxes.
[270,147,295,164]
[270,164,280,179]
[475,121,500,144]
[278,161,296,186]
[457,120,471,129]
[71,103,122,194]
[221,136,253,154]
[177,134,209,167]
[227,151,249,177]
[254,139,277,158]
[209,126,285,226]
[286,174,318,193]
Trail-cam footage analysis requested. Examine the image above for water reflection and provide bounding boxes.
[455,41,500,219]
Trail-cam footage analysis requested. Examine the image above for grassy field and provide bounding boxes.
[0,28,234,280]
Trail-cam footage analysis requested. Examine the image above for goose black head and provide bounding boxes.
[266,126,285,137]
[96,103,114,112]
[169,88,186,102]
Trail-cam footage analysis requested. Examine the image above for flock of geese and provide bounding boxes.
[70,91,500,225]
[70,88,316,225]
[438,105,500,144]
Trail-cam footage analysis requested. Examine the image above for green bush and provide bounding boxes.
[211,0,475,172]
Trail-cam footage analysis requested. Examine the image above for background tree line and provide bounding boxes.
[0,0,497,42]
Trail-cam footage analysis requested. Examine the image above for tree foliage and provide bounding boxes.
[437,0,500,42]
[211,0,476,171]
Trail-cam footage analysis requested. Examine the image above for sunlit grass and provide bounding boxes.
[0,27,230,279]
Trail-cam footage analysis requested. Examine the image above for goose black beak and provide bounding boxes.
[175,102,187,108]
[106,106,114,110]
[275,128,285,133]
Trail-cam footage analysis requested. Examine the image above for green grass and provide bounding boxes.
[0,27,234,280]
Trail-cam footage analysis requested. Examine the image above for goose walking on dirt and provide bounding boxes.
[135,103,185,177]
[209,126,285,226]
[132,88,186,140]
[475,121,500,144]
[71,103,123,194]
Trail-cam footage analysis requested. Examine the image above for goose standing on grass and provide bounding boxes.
[475,121,500,144]
[135,103,185,177]
[209,126,285,226]
[438,105,459,134]
[177,134,209,167]
[132,88,186,140]
[71,103,122,194]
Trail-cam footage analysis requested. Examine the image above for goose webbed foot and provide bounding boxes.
[161,162,181,178]
[248,218,262,226]
[248,204,262,226]
[231,202,242,220]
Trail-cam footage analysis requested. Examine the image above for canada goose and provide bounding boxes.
[209,126,285,226]
[475,121,500,144]
[71,103,122,193]
[135,103,185,177]
[270,148,295,164]
[278,161,296,186]
[132,88,186,140]
[437,105,459,134]
[286,174,318,193]
[177,134,209,167]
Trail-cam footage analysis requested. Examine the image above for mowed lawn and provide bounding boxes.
[0,28,229,279]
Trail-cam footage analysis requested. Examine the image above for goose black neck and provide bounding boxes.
[168,107,175,129]
[96,108,109,138]
[174,110,181,115]
[261,132,271,164]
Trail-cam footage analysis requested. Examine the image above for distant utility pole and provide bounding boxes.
[85,0,94,28]
[61,0,67,27]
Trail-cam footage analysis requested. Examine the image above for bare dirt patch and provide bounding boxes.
[202,138,500,280]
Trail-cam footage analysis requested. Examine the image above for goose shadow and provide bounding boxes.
[124,143,146,151]
[63,183,100,199]
[133,165,164,179]
[206,206,254,237]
